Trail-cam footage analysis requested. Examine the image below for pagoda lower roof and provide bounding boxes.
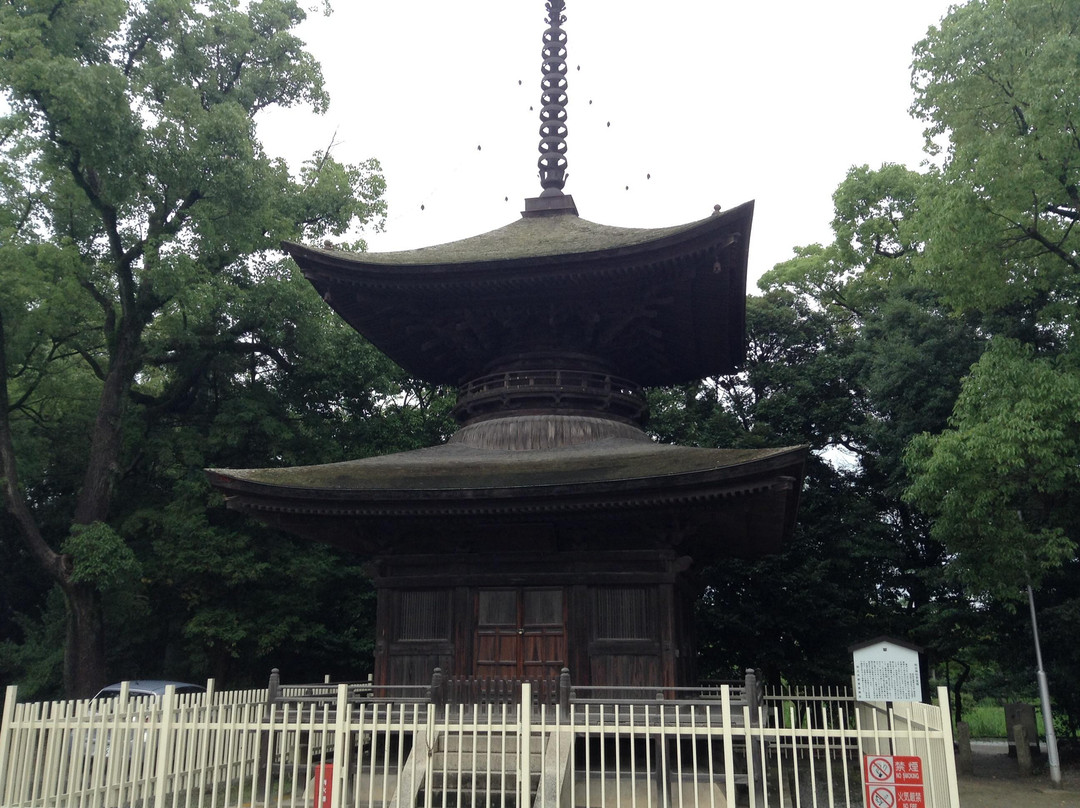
[210,439,802,497]
[206,427,805,557]
[284,203,753,387]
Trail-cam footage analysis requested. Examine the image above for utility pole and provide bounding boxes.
[1026,583,1061,786]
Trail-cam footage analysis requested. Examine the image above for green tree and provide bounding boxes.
[910,0,1080,337]
[656,0,1080,724]
[0,0,385,697]
[903,0,1080,598]
[674,289,905,683]
[897,0,1080,747]
[670,162,986,696]
[905,341,1080,598]
[97,264,454,688]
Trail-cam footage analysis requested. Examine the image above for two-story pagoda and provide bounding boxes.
[207,0,805,690]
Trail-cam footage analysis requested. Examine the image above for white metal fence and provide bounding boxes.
[0,681,960,808]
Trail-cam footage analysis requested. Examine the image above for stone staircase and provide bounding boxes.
[390,731,546,807]
[312,732,751,808]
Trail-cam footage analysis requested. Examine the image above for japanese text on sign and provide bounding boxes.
[855,659,921,701]
[864,755,925,808]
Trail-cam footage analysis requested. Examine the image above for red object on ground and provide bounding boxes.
[314,763,332,807]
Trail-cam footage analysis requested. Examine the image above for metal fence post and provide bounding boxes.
[721,685,736,808]
[152,684,177,808]
[0,685,17,801]
[520,682,532,808]
[331,683,349,808]
[937,686,962,808]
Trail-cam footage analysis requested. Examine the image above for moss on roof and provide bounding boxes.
[301,211,726,268]
[209,439,800,493]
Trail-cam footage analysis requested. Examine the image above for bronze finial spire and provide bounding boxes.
[524,0,578,216]
[538,0,568,195]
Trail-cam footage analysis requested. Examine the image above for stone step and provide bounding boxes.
[571,771,659,808]
[430,751,545,775]
[439,732,544,754]
[423,772,538,808]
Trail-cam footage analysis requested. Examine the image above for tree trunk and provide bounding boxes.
[2,311,105,696]
[60,328,141,694]
[74,330,139,525]
[61,580,108,698]
[953,661,971,724]
[1,307,141,697]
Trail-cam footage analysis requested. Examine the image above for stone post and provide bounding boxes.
[745,668,760,705]
[430,667,445,708]
[558,667,571,716]
[268,667,280,704]
[1015,724,1033,776]
[956,721,974,776]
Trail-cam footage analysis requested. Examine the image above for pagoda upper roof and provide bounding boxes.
[300,206,740,266]
[285,202,753,387]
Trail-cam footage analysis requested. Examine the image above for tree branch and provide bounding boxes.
[0,309,67,582]
[1045,204,1079,221]
[1024,207,1080,273]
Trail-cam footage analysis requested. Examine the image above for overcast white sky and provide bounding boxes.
[259,0,958,287]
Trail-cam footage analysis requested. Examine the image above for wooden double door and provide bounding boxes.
[474,587,567,679]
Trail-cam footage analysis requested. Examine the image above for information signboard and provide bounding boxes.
[864,754,925,808]
[851,638,923,702]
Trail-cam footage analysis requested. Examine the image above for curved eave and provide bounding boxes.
[206,444,804,525]
[285,202,754,279]
[206,438,807,557]
[207,443,805,558]
[283,203,753,386]
[210,457,802,514]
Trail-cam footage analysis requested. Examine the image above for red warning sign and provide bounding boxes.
[864,755,925,808]
[868,785,897,808]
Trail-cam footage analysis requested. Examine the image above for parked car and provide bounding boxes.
[83,681,206,761]
[93,680,205,700]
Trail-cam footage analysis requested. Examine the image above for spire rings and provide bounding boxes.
[537,0,569,195]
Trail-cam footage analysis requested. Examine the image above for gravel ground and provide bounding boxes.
[957,744,1080,807]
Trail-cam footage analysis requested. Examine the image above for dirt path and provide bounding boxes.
[958,747,1080,807]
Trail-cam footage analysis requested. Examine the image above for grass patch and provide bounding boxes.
[963,701,1045,739]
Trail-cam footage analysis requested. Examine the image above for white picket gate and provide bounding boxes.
[0,682,960,808]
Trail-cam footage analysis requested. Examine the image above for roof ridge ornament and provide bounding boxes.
[523,0,578,217]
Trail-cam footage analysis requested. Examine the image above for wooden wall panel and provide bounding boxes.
[374,553,694,689]
[588,585,666,690]
[388,652,452,686]
[384,588,454,684]
[398,589,451,639]
[593,586,657,640]
[589,653,662,695]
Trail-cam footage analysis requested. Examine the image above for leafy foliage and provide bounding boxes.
[911,0,1080,335]
[905,340,1080,597]
[61,522,140,589]
[0,0,394,696]
[652,240,982,684]
[1,0,1078,735]
[901,0,1080,607]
